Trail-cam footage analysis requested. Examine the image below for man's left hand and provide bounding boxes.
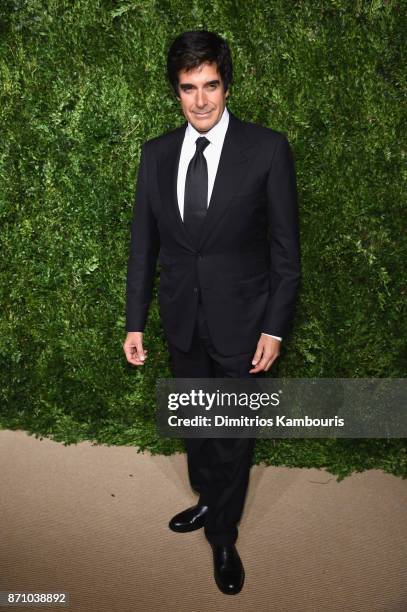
[249,335,281,374]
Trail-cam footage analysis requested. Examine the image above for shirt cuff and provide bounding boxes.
[261,332,282,342]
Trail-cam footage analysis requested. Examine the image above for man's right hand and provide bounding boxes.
[123,332,148,366]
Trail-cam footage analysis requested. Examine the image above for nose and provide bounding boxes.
[195,88,207,109]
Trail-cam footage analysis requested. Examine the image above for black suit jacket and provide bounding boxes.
[125,109,301,356]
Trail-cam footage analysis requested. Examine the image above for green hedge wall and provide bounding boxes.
[1,1,405,480]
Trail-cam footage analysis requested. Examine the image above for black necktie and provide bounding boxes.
[183,136,210,246]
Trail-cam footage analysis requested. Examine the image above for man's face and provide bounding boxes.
[176,61,229,133]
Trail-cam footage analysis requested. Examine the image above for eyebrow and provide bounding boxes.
[179,79,220,90]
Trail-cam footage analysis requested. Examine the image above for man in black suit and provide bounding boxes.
[123,30,300,595]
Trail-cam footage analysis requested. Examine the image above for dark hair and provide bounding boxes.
[167,30,233,97]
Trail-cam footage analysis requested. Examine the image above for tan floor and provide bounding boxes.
[0,429,406,612]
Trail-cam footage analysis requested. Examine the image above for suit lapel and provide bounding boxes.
[158,110,255,251]
[197,110,255,249]
[158,121,192,248]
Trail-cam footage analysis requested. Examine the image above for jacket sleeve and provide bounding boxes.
[125,143,160,332]
[261,134,301,338]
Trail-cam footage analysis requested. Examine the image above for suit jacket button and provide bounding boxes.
[193,287,198,293]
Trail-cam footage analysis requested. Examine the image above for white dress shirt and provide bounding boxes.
[176,106,282,343]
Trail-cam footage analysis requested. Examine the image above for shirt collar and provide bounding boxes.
[185,106,229,147]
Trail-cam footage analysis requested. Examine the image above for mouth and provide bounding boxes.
[194,111,212,117]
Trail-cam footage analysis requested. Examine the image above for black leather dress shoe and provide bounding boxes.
[168,504,209,532]
[210,543,245,595]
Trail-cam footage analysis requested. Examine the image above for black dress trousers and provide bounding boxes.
[166,298,263,546]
